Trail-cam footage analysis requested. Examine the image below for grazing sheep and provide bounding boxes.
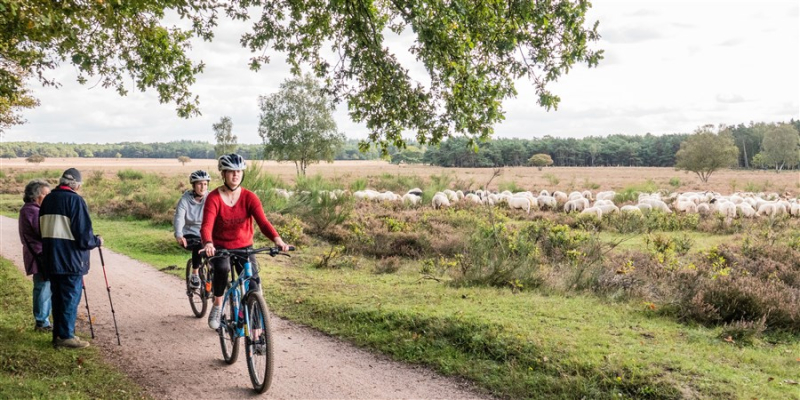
[406,188,423,197]
[674,200,698,214]
[736,202,756,218]
[636,203,653,212]
[443,189,459,202]
[507,196,532,213]
[553,191,568,206]
[582,190,594,201]
[581,206,603,219]
[465,193,483,204]
[539,189,550,197]
[402,193,422,205]
[432,193,451,209]
[696,203,711,216]
[537,195,557,210]
[596,203,619,215]
[595,191,616,201]
[564,198,589,213]
[568,191,584,201]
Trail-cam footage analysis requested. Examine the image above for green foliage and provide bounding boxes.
[675,125,739,182]
[349,178,367,192]
[259,74,345,175]
[116,169,144,180]
[287,189,353,236]
[497,180,525,193]
[375,173,424,193]
[542,173,560,186]
[758,123,800,171]
[177,155,191,165]
[668,177,681,188]
[528,153,554,170]
[13,169,60,184]
[213,116,237,157]
[3,1,211,121]
[613,180,659,203]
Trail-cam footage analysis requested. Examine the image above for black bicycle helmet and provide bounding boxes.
[218,153,246,171]
[189,170,211,183]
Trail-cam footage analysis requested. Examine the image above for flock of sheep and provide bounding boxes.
[270,187,800,221]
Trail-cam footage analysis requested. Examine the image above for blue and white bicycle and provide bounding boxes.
[207,246,293,393]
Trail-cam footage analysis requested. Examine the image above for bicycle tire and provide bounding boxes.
[186,259,207,318]
[245,292,274,393]
[218,289,240,364]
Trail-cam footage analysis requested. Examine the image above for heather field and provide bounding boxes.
[3,157,798,195]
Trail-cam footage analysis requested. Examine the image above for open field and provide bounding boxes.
[3,157,799,195]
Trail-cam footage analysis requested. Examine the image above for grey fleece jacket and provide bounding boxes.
[173,190,206,239]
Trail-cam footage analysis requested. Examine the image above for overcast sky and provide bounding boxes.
[4,0,798,145]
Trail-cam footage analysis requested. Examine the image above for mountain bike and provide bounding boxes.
[207,246,293,393]
[184,238,212,318]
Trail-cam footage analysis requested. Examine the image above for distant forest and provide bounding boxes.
[4,120,799,169]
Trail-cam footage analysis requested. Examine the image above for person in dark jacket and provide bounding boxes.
[40,168,103,349]
[19,179,53,332]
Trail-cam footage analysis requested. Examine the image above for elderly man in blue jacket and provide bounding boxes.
[40,168,103,349]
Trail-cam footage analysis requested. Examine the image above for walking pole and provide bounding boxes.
[81,278,95,339]
[98,247,121,345]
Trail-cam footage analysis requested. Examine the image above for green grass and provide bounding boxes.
[259,263,799,399]
[597,231,732,253]
[90,220,800,400]
[0,257,148,400]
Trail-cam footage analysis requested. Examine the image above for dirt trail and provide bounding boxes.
[1,216,491,399]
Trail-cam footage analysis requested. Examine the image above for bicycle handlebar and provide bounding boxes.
[208,246,295,261]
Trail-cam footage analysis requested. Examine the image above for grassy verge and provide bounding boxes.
[0,257,149,400]
[89,218,800,399]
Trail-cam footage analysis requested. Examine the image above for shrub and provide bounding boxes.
[542,173,559,186]
[117,169,144,180]
[668,177,681,188]
[263,213,307,246]
[375,173,424,193]
[374,256,402,274]
[25,154,45,164]
[498,180,525,193]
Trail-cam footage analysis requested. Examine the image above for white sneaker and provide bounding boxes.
[189,274,201,289]
[208,305,222,330]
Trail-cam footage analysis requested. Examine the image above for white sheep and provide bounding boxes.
[402,193,422,205]
[564,198,589,213]
[432,193,451,209]
[580,206,603,219]
[507,196,531,213]
[537,195,557,210]
[596,191,616,201]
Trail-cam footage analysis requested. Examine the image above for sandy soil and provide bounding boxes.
[3,157,798,195]
[1,215,493,399]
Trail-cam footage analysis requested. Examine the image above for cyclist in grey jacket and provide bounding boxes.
[173,170,211,289]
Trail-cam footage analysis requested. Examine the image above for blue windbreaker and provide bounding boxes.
[39,186,101,275]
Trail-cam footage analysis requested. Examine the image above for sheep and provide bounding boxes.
[539,189,550,197]
[596,203,619,215]
[406,188,423,197]
[674,200,698,214]
[537,195,557,210]
[580,206,603,219]
[552,191,568,206]
[443,189,459,202]
[736,202,756,218]
[507,196,531,213]
[595,191,616,201]
[402,193,422,206]
[635,203,653,213]
[696,203,711,216]
[568,191,584,201]
[582,190,594,201]
[564,198,589,213]
[464,193,483,204]
[432,193,451,209]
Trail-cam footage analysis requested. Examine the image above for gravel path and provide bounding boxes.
[1,215,493,399]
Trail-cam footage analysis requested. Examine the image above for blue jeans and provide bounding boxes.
[50,274,83,341]
[32,273,52,328]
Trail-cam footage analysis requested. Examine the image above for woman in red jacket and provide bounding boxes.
[201,153,291,330]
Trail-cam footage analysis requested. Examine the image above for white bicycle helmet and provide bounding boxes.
[218,153,246,171]
[189,170,211,183]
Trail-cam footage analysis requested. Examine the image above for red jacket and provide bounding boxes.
[200,188,279,249]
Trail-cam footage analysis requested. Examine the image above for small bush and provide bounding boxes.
[374,256,402,274]
[542,173,559,186]
[498,180,525,193]
[719,316,767,346]
[117,169,144,180]
[668,177,681,188]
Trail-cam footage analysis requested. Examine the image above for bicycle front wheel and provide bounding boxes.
[245,292,274,393]
[186,259,207,318]
[218,291,240,364]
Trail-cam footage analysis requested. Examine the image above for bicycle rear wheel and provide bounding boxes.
[218,290,240,364]
[186,259,207,318]
[245,292,274,393]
